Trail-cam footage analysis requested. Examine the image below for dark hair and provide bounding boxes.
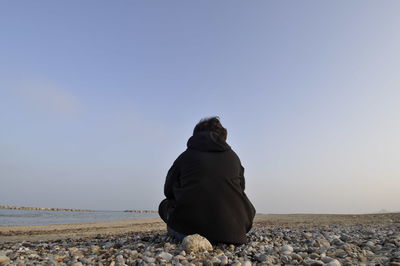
[193,116,227,141]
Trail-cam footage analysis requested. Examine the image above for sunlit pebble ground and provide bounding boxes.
[1,224,400,265]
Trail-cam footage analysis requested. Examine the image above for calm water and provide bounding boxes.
[0,209,159,226]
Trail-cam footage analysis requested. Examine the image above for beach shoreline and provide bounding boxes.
[0,218,164,244]
[1,213,399,244]
[1,213,399,265]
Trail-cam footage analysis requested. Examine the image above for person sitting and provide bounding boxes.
[158,117,256,244]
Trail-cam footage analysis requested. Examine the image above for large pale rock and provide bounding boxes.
[182,234,213,252]
[0,254,10,265]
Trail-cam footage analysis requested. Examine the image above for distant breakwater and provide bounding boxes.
[1,205,158,213]
[124,210,157,213]
[0,205,95,212]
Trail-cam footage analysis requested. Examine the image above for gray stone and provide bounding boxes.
[317,239,331,248]
[281,244,294,255]
[218,255,228,265]
[324,259,341,266]
[365,250,374,257]
[256,254,267,262]
[157,252,173,262]
[321,256,334,263]
[358,254,367,262]
[280,255,290,264]
[210,257,221,265]
[116,254,125,264]
[304,259,323,266]
[298,252,308,259]
[242,261,252,266]
[304,232,313,239]
[174,255,186,261]
[331,238,343,246]
[143,257,155,263]
[310,253,320,259]
[365,241,375,248]
[103,242,113,249]
[46,259,58,266]
[291,253,303,261]
[340,235,351,242]
[334,249,346,257]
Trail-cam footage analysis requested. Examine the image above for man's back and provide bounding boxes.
[160,129,256,244]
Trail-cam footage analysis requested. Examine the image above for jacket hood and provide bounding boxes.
[187,131,231,152]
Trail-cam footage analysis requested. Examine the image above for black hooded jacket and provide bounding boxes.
[162,131,256,244]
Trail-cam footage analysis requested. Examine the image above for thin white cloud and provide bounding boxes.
[13,80,81,114]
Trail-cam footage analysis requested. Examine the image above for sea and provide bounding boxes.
[0,209,159,226]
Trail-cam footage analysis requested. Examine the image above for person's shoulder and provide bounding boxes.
[227,147,240,157]
[227,148,243,165]
[172,150,189,164]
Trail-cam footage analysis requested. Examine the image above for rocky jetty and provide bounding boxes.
[0,205,95,212]
[1,223,399,265]
[124,210,157,213]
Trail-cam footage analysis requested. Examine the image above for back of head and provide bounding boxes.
[193,116,227,141]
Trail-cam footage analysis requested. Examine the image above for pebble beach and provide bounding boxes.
[1,213,399,265]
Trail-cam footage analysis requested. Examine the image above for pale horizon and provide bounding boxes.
[1,1,399,214]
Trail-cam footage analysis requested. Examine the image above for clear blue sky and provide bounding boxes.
[1,1,399,213]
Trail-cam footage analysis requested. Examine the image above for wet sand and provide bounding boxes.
[0,218,164,244]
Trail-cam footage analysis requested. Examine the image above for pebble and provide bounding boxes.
[324,259,341,266]
[157,251,173,261]
[218,255,228,265]
[321,256,334,263]
[210,257,221,264]
[116,255,125,265]
[310,252,320,259]
[304,232,313,239]
[90,245,100,252]
[144,256,156,263]
[256,254,267,262]
[318,239,331,248]
[281,255,290,264]
[291,253,303,261]
[0,255,11,265]
[281,244,293,255]
[366,241,375,248]
[334,249,346,257]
